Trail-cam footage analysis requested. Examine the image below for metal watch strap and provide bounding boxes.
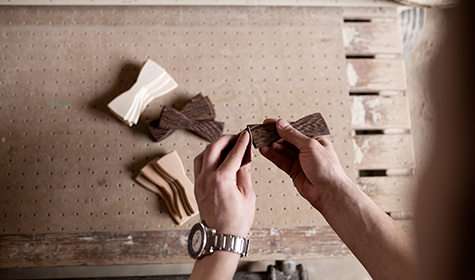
[206,228,250,258]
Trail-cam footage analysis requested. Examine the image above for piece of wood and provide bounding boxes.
[342,7,398,21]
[244,127,253,165]
[0,219,411,269]
[392,0,456,8]
[152,163,193,216]
[147,94,216,142]
[389,210,414,220]
[146,120,175,142]
[135,172,161,196]
[343,22,402,56]
[179,94,216,121]
[135,174,189,225]
[0,226,348,268]
[158,106,224,142]
[108,59,166,124]
[136,156,198,225]
[346,59,406,92]
[351,96,411,129]
[108,59,177,126]
[139,164,188,222]
[151,162,195,217]
[248,113,330,149]
[130,76,178,125]
[219,129,253,166]
[155,151,199,216]
[353,134,415,170]
[356,176,416,212]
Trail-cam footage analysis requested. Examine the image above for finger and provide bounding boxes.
[202,134,238,173]
[276,119,316,151]
[219,130,250,173]
[263,118,278,124]
[315,136,332,147]
[236,163,253,196]
[259,142,294,175]
[269,140,299,160]
[288,157,302,181]
[275,138,300,154]
[194,151,204,176]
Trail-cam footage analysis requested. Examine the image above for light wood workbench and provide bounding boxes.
[0,5,415,268]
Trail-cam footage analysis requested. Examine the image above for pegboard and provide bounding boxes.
[0,0,402,6]
[0,6,355,235]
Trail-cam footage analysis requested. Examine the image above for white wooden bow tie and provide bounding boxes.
[108,59,178,126]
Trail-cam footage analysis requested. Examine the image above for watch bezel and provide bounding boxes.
[188,222,207,259]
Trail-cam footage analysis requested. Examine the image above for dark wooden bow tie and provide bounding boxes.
[147,94,220,142]
[158,106,224,142]
[248,112,330,148]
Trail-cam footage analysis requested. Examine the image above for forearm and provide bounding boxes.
[190,251,240,280]
[316,177,416,280]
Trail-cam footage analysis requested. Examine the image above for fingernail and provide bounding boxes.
[278,119,289,128]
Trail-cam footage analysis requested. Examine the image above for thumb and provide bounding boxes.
[276,119,311,150]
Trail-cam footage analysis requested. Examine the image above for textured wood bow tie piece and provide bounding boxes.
[248,112,330,149]
[136,151,199,225]
[158,106,224,142]
[147,94,216,142]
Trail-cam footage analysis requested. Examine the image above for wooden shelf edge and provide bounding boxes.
[0,226,354,269]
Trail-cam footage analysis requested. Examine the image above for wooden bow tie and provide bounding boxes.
[248,112,330,148]
[158,106,224,142]
[147,94,221,142]
[108,59,177,126]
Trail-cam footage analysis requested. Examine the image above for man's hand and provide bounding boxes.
[190,131,255,280]
[193,131,256,238]
[259,119,351,210]
[259,118,416,280]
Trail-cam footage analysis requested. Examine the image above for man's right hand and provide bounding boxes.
[260,118,416,280]
[259,119,352,210]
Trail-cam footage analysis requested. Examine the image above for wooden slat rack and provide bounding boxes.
[0,5,415,268]
[343,7,416,222]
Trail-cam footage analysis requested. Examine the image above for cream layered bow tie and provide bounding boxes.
[108,59,178,126]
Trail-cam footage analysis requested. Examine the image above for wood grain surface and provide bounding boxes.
[136,153,198,224]
[154,151,199,216]
[218,129,253,167]
[344,22,402,56]
[351,96,411,129]
[346,59,406,92]
[135,173,187,225]
[140,165,188,223]
[248,113,330,148]
[353,134,415,170]
[159,106,224,142]
[0,226,349,268]
[147,94,216,142]
[0,219,413,269]
[357,176,416,213]
[179,94,216,121]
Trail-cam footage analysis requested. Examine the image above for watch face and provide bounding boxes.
[188,222,206,259]
[191,230,203,252]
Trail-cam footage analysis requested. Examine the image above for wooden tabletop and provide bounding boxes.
[0,6,415,268]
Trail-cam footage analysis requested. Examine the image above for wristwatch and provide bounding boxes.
[187,221,250,259]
